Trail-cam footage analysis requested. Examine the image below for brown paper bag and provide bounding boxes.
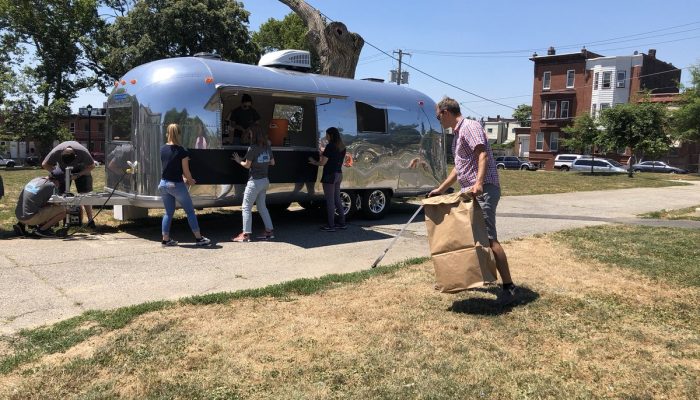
[422,192,498,293]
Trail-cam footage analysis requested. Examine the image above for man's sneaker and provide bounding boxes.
[34,228,57,238]
[162,239,178,247]
[232,232,250,242]
[13,223,27,237]
[256,230,275,240]
[498,284,519,305]
[195,236,212,246]
[335,223,348,230]
[320,225,336,232]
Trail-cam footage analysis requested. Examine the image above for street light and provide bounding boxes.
[86,104,93,153]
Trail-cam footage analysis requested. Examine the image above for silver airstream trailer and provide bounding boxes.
[103,51,447,219]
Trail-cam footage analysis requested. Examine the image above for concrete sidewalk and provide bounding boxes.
[2,181,700,334]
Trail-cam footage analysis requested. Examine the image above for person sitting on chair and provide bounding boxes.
[14,171,66,238]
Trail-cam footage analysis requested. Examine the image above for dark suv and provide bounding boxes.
[494,156,538,171]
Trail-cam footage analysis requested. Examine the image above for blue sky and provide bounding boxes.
[74,0,700,118]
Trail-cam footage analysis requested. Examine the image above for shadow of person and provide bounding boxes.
[447,285,539,316]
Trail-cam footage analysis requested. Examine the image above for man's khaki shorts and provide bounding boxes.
[20,205,65,226]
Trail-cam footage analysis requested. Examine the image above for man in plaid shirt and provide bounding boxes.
[429,97,517,303]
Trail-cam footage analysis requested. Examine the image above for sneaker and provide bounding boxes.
[162,239,178,247]
[335,223,348,230]
[13,222,27,237]
[320,225,336,232]
[232,232,250,242]
[34,228,57,238]
[256,230,275,240]
[195,236,212,246]
[498,284,519,305]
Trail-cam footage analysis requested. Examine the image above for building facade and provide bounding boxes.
[67,107,107,161]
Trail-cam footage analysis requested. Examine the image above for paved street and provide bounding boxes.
[2,181,700,334]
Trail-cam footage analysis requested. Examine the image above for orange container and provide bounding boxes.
[268,119,289,146]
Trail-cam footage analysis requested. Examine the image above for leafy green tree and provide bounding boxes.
[671,65,700,142]
[599,101,670,176]
[512,104,532,127]
[253,12,320,73]
[96,0,258,90]
[562,113,601,153]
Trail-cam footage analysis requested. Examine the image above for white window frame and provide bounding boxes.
[593,72,599,90]
[536,132,544,151]
[616,71,626,88]
[566,70,575,88]
[547,100,557,119]
[600,103,611,112]
[560,101,570,119]
[541,103,547,119]
[550,132,559,152]
[543,71,551,90]
[602,71,612,89]
[591,103,597,118]
[69,122,75,133]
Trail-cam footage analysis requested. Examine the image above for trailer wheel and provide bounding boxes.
[338,190,361,219]
[361,189,390,219]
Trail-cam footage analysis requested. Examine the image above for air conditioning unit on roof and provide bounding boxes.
[258,50,311,72]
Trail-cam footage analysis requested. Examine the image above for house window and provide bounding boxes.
[69,122,75,133]
[356,102,387,133]
[543,71,551,90]
[566,70,575,88]
[84,122,90,131]
[593,72,599,90]
[560,101,570,119]
[600,103,611,112]
[487,128,493,133]
[541,103,547,119]
[616,71,626,88]
[547,101,557,119]
[98,122,104,133]
[550,132,559,151]
[602,71,612,89]
[536,132,544,151]
[591,104,597,118]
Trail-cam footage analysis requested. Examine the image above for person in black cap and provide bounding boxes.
[42,141,96,227]
[13,171,66,238]
[226,94,260,145]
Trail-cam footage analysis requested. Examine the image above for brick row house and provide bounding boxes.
[67,107,107,162]
[528,47,681,170]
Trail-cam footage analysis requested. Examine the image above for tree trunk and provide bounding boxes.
[278,0,364,78]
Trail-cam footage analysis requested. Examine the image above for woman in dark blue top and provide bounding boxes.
[158,123,210,247]
[308,127,347,232]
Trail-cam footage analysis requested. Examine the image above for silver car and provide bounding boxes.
[0,155,16,168]
[571,158,627,173]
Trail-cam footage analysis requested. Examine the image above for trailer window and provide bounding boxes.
[108,107,132,142]
[272,104,304,133]
[356,102,387,133]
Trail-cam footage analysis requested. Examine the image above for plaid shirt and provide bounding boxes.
[452,118,500,190]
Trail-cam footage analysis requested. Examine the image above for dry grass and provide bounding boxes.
[1,235,698,399]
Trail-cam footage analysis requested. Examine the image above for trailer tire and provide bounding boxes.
[338,190,361,219]
[361,189,390,219]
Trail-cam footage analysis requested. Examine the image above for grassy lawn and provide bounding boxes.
[639,205,700,221]
[2,167,696,236]
[1,225,698,399]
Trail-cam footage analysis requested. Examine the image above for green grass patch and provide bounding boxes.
[553,224,700,287]
[0,257,426,375]
[639,204,700,221]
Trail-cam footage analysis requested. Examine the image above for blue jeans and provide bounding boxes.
[159,179,200,236]
[241,178,273,233]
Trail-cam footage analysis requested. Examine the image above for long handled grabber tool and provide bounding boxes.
[370,203,424,268]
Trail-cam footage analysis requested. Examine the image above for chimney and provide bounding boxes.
[581,46,587,57]
[547,46,556,55]
[648,49,656,58]
[633,50,638,55]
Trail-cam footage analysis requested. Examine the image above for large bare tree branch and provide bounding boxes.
[278,0,364,78]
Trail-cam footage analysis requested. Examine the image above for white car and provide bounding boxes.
[571,158,627,173]
[0,155,16,168]
[553,154,583,171]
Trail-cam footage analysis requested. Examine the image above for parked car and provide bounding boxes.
[553,153,583,171]
[0,155,16,168]
[25,155,41,166]
[571,157,627,173]
[494,156,538,171]
[632,161,688,174]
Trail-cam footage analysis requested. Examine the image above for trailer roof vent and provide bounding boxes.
[362,78,385,83]
[258,50,311,72]
[193,52,222,60]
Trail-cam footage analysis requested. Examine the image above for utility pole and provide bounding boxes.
[392,49,411,85]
